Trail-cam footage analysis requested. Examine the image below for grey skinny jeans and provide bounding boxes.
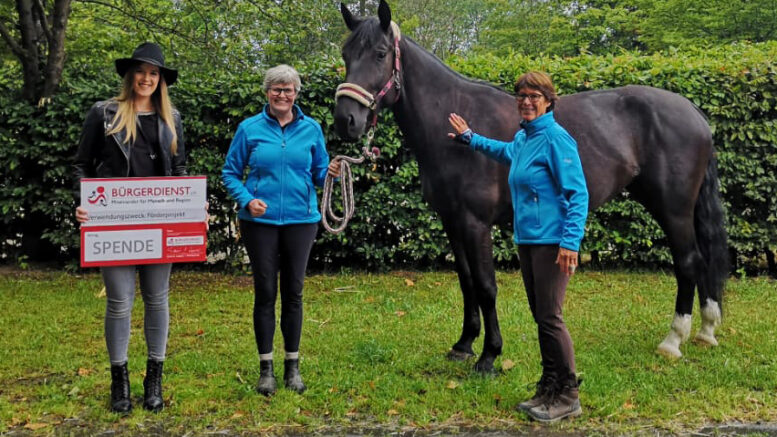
[101,263,172,365]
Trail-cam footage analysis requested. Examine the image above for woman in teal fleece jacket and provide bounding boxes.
[448,71,588,423]
[222,64,340,396]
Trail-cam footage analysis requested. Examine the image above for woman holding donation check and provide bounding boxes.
[74,42,188,414]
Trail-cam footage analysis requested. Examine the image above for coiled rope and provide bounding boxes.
[320,141,379,234]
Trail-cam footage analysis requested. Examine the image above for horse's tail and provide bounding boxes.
[694,152,729,307]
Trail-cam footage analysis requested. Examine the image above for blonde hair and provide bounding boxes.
[106,65,179,155]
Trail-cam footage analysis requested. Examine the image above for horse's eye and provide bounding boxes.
[377,52,387,61]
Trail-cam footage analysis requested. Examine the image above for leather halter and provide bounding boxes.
[336,21,402,128]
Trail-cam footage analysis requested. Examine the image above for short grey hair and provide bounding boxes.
[263,64,301,92]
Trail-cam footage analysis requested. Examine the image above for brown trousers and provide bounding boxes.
[518,244,576,381]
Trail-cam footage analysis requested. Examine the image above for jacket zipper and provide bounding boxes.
[104,105,132,177]
[280,126,286,224]
[307,181,312,214]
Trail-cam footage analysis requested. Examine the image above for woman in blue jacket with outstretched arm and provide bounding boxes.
[448,71,589,423]
[222,64,340,396]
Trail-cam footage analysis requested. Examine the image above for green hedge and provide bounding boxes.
[1,43,775,274]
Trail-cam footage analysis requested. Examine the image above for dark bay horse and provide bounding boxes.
[334,0,728,372]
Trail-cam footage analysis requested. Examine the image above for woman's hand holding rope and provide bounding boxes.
[320,147,379,234]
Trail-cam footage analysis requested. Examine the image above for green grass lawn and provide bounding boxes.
[1,269,775,435]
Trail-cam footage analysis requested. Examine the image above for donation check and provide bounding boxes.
[80,176,207,267]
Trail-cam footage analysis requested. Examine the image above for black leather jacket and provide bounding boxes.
[74,100,186,190]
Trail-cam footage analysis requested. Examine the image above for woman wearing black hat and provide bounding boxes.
[74,42,185,414]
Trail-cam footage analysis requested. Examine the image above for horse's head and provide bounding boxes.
[334,0,401,141]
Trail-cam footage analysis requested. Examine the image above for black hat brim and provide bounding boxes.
[115,57,178,86]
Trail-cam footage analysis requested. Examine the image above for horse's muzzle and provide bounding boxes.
[334,98,369,141]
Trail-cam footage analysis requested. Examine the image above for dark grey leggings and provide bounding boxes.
[239,221,318,356]
[101,263,171,365]
[518,244,576,380]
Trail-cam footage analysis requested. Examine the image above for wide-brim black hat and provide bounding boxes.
[115,42,178,86]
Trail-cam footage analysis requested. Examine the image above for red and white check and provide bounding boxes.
[80,176,207,267]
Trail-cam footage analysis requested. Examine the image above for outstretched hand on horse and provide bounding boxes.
[447,113,470,138]
[556,247,578,276]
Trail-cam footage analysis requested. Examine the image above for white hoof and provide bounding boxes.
[694,331,718,346]
[657,341,682,359]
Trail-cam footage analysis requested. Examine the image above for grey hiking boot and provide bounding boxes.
[516,373,555,412]
[527,376,582,423]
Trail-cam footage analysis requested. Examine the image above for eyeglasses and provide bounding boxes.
[269,87,296,96]
[516,93,544,102]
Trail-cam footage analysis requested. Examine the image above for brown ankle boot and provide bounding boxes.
[527,376,582,423]
[516,373,555,412]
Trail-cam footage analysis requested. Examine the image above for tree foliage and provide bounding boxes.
[67,0,346,71]
[638,0,777,50]
[0,0,72,102]
[473,0,777,56]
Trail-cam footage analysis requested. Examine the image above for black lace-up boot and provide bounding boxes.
[256,360,277,396]
[143,359,164,412]
[110,362,132,414]
[283,359,306,394]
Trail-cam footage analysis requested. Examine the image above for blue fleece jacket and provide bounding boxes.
[469,111,589,251]
[222,105,330,225]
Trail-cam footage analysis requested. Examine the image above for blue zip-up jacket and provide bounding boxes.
[469,111,589,251]
[222,105,330,225]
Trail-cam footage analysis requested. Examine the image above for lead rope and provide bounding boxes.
[320,130,380,234]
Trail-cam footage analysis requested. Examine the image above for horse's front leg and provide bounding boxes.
[443,222,480,361]
[462,220,503,373]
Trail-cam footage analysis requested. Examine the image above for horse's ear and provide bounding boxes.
[341,3,358,31]
[378,0,392,33]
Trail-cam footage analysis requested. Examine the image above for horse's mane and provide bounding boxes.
[402,35,514,96]
[345,18,514,97]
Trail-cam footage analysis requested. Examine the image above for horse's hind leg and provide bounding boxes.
[656,217,702,359]
[695,295,721,346]
[693,260,722,346]
[692,161,727,347]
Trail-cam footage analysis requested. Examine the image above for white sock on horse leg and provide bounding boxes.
[695,298,721,346]
[657,313,692,358]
